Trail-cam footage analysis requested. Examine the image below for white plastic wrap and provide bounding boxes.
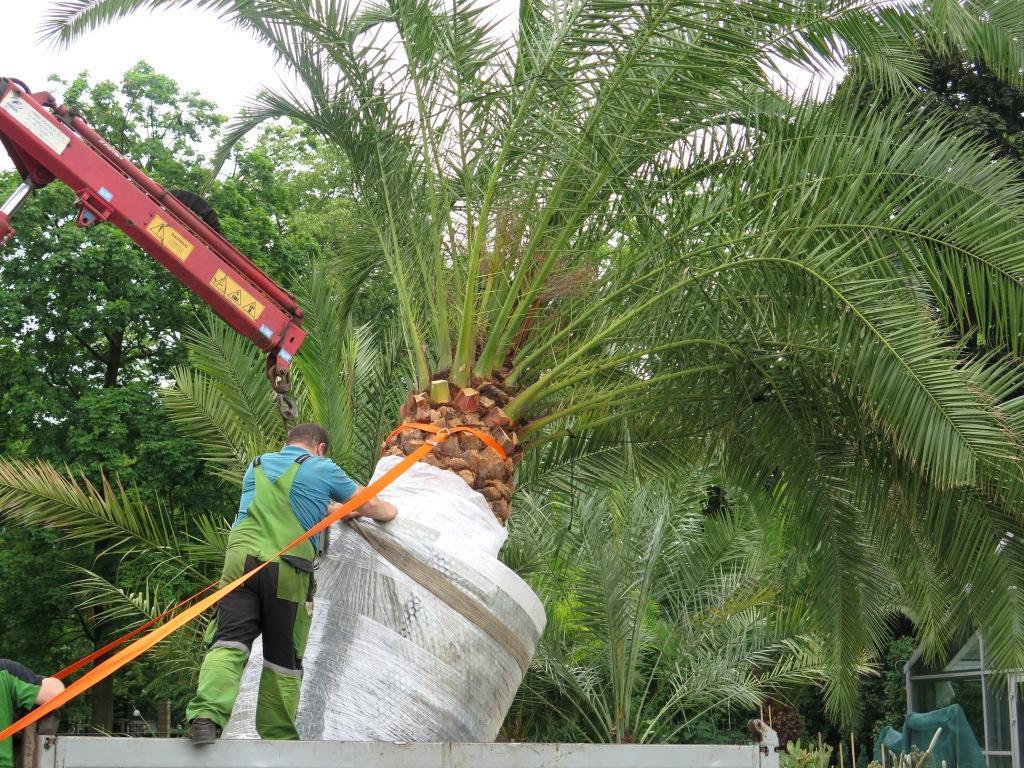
[223,456,546,741]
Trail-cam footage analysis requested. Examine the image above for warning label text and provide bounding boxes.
[210,269,265,321]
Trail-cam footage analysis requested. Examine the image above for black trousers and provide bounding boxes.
[210,554,312,672]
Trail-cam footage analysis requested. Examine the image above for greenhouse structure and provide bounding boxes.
[905,634,1022,767]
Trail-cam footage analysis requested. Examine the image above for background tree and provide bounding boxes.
[0,62,339,730]
[0,62,226,730]
[921,52,1024,164]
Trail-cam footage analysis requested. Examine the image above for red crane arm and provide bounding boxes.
[0,77,306,392]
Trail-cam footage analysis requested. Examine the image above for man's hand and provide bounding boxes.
[329,491,397,523]
[36,676,64,706]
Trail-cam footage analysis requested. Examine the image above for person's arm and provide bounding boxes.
[344,487,397,522]
[324,463,397,523]
[0,660,61,711]
[233,462,256,526]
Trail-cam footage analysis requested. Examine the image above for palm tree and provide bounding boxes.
[502,479,837,743]
[38,0,1024,714]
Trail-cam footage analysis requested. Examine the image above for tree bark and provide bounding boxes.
[89,674,115,734]
[382,377,521,523]
[89,334,123,732]
[104,330,123,389]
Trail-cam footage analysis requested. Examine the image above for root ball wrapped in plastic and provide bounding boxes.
[223,456,545,741]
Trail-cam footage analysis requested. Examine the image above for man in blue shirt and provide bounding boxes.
[186,423,396,744]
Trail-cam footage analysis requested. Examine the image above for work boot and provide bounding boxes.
[188,718,218,746]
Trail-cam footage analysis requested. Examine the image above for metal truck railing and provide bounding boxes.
[22,721,779,768]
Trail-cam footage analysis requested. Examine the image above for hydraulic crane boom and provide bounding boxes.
[0,77,306,423]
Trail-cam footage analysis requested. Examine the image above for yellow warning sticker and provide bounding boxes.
[145,215,194,262]
[210,269,265,321]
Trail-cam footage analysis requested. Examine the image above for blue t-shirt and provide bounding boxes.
[233,445,358,550]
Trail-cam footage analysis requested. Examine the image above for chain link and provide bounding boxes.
[266,356,299,432]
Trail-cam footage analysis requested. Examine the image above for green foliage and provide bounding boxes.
[0,453,222,724]
[842,43,1024,167]
[0,65,345,449]
[0,300,408,722]
[207,123,358,293]
[162,269,409,486]
[502,480,833,743]
[0,63,223,727]
[0,63,236,527]
[921,53,1024,164]
[780,739,834,768]
[0,63,216,402]
[779,631,915,765]
[0,526,93,723]
[838,43,1024,360]
[861,635,917,746]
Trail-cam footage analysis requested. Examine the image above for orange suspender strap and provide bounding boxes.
[0,423,504,744]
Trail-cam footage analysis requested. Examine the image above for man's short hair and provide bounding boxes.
[286,423,330,451]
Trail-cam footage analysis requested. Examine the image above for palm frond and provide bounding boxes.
[0,458,218,579]
[508,478,834,741]
[69,566,209,675]
[161,366,252,485]
[161,312,282,482]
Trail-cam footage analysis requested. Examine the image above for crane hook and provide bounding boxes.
[266,356,299,431]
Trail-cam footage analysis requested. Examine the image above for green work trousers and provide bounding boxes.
[185,550,312,739]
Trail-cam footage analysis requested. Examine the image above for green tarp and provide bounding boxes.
[873,704,986,767]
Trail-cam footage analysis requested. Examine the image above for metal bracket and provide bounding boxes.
[75,188,114,228]
[748,719,780,764]
[0,180,34,244]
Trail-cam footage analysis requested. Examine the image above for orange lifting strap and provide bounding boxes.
[0,423,505,744]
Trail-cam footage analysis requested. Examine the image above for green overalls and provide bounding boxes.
[186,455,316,739]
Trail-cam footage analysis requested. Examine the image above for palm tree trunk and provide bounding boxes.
[382,377,521,522]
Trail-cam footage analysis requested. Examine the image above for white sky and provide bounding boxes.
[6,1,284,114]
[2,0,826,175]
[2,2,290,171]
